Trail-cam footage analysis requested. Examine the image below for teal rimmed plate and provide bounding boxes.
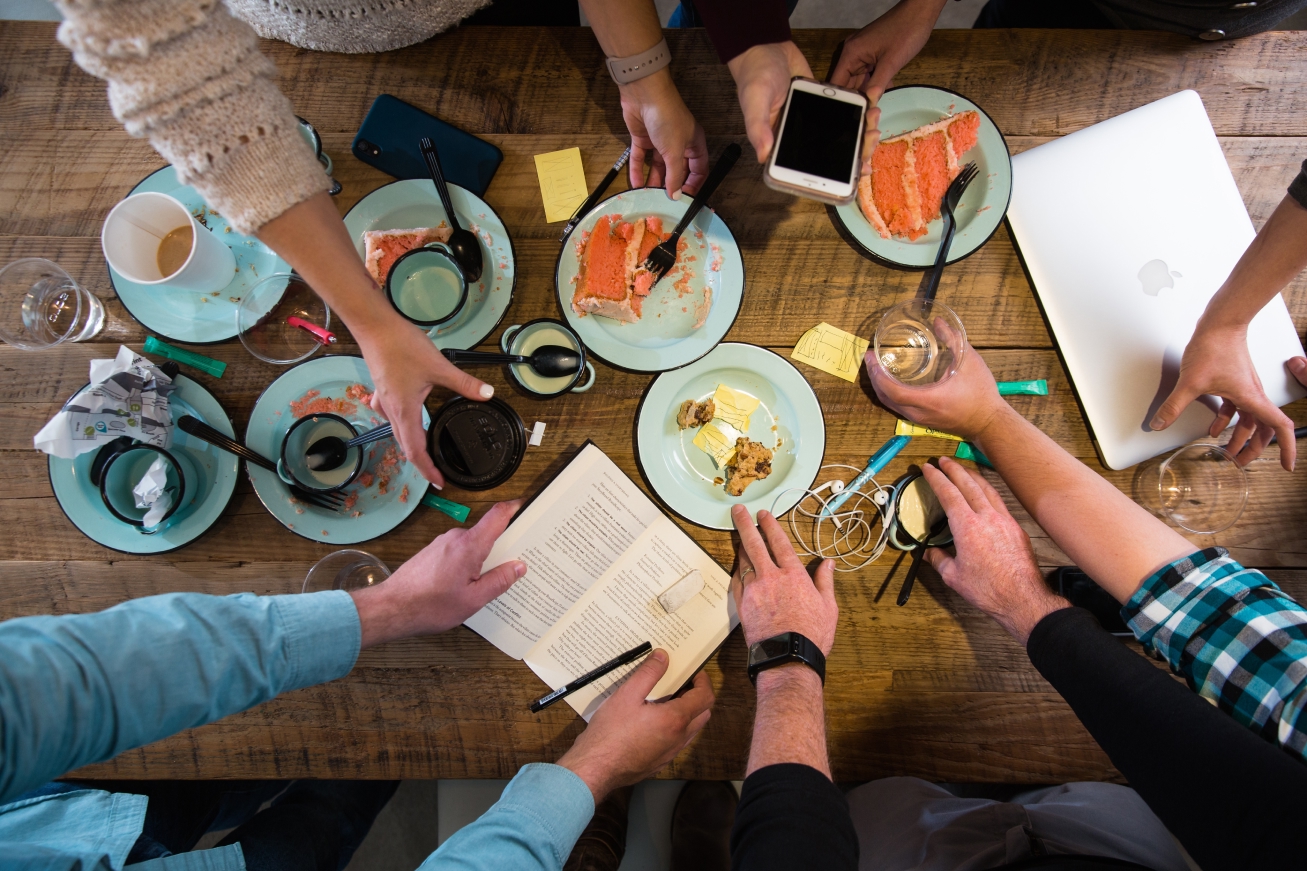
[48,375,239,553]
[342,179,514,350]
[246,355,428,544]
[830,85,1012,269]
[556,188,744,373]
[636,343,824,530]
[109,166,291,344]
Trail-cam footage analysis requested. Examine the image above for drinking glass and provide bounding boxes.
[1157,442,1248,534]
[873,299,967,387]
[0,258,105,349]
[302,549,391,593]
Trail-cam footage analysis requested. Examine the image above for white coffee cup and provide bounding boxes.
[101,192,236,293]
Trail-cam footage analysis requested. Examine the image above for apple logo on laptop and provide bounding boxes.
[1138,259,1183,296]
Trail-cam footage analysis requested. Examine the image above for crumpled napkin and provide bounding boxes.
[34,346,174,459]
[132,455,174,527]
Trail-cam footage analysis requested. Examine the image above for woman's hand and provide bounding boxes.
[621,70,711,197]
[727,41,814,165]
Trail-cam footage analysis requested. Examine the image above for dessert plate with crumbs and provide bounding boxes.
[636,343,824,529]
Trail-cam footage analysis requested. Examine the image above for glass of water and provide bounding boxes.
[1157,442,1248,534]
[0,259,105,349]
[301,549,391,593]
[873,299,967,388]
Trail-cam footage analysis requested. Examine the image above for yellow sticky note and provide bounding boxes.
[895,419,964,442]
[693,421,742,468]
[534,148,589,223]
[711,384,760,433]
[792,322,870,383]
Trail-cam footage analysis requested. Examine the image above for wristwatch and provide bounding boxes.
[606,38,671,85]
[747,632,826,685]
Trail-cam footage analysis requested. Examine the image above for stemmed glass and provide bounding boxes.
[873,299,967,387]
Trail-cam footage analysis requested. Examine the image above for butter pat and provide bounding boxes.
[658,569,705,614]
[711,384,760,432]
[692,420,742,467]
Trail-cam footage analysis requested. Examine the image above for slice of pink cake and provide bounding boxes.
[363,224,452,286]
[572,215,668,323]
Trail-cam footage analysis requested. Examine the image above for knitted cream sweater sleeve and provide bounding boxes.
[55,0,329,235]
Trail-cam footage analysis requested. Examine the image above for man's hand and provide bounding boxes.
[351,500,525,648]
[830,0,945,171]
[1149,320,1300,471]
[622,70,710,197]
[866,337,1009,442]
[727,41,814,165]
[558,650,714,803]
[922,458,1067,644]
[730,504,837,653]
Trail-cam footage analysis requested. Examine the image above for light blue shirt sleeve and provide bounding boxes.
[418,764,594,871]
[0,590,360,804]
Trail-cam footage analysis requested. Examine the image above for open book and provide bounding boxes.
[466,442,737,719]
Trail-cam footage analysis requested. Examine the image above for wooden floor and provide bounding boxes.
[1,23,1305,782]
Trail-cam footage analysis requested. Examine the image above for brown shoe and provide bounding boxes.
[670,781,738,871]
[563,784,634,871]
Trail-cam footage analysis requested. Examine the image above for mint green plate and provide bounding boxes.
[830,86,1012,269]
[109,165,291,344]
[636,343,824,530]
[48,375,239,553]
[556,188,744,372]
[343,179,514,350]
[245,355,429,544]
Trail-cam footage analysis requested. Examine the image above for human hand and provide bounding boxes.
[1149,320,1299,471]
[730,504,838,653]
[352,500,525,648]
[558,650,715,803]
[726,41,814,165]
[866,333,1008,441]
[354,316,494,487]
[621,70,710,197]
[830,0,945,171]
[921,458,1067,644]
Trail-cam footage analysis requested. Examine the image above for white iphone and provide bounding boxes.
[763,78,869,206]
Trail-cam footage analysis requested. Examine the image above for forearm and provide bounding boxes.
[747,666,829,777]
[1199,194,1307,330]
[0,591,360,803]
[972,405,1194,603]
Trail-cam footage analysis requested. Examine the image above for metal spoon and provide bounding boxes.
[305,423,395,473]
[420,137,483,283]
[441,345,581,378]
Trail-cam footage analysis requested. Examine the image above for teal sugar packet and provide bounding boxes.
[954,442,994,468]
[421,489,470,523]
[997,379,1048,396]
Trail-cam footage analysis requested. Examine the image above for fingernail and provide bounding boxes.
[1149,416,1163,430]
[514,561,527,578]
[431,481,443,491]
[758,509,770,520]
[479,384,494,399]
[651,649,668,664]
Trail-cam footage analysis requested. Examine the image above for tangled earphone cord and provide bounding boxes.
[771,464,895,572]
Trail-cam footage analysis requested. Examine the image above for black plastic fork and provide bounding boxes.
[922,161,980,304]
[638,142,742,290]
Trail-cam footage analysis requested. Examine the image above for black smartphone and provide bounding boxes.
[352,95,503,196]
[1051,567,1131,637]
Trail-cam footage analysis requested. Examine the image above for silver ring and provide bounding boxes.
[740,566,756,582]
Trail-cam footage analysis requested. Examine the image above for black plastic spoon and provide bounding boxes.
[441,345,581,378]
[420,137,483,283]
[305,423,395,473]
[896,515,950,606]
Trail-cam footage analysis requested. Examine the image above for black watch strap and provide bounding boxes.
[747,632,826,685]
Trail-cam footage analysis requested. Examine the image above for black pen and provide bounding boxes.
[1267,425,1307,446]
[559,146,632,242]
[530,640,653,713]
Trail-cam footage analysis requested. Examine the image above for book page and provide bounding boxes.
[465,444,664,659]
[523,515,737,721]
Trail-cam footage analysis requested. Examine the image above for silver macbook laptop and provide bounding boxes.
[1007,89,1306,470]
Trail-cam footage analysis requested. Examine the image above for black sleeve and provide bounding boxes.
[691,0,793,63]
[730,763,857,871]
[1289,159,1307,211]
[1027,607,1307,871]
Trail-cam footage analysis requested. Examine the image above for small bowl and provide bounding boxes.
[237,274,332,365]
[98,443,193,531]
[386,243,468,327]
[279,413,363,492]
[1158,442,1248,534]
[500,318,595,397]
[887,470,954,551]
[426,396,526,491]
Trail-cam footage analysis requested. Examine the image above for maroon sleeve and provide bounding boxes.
[692,0,793,63]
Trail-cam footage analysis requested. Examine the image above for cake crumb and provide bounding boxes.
[677,398,716,429]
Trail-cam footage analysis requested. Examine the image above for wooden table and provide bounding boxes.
[2,23,1305,784]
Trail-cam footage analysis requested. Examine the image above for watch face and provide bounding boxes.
[750,634,794,667]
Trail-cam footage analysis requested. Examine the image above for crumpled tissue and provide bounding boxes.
[34,346,174,459]
[132,455,174,527]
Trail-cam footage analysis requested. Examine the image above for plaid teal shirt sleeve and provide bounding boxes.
[1123,547,1307,760]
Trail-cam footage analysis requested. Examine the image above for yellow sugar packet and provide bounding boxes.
[711,384,759,432]
[534,147,589,223]
[693,420,743,468]
[895,419,964,442]
[792,322,870,383]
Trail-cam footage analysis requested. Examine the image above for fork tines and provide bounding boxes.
[292,485,345,512]
[640,238,680,283]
